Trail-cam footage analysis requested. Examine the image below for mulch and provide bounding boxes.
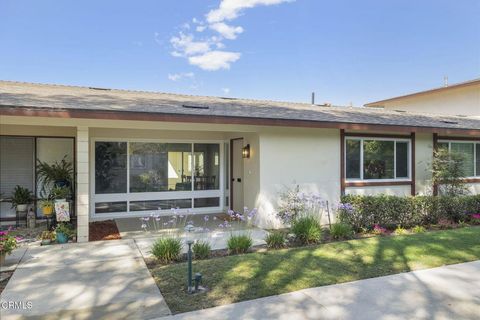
[89,220,121,241]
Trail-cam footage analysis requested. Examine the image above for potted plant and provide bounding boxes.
[11,185,34,212]
[50,186,71,202]
[40,230,56,245]
[55,223,73,244]
[36,155,74,191]
[39,199,55,216]
[0,230,18,264]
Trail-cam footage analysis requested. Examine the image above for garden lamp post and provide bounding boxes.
[184,223,195,293]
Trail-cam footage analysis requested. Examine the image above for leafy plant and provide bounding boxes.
[152,237,183,263]
[227,234,253,254]
[40,231,56,241]
[470,214,480,225]
[10,185,34,208]
[0,230,18,255]
[55,223,74,237]
[37,155,73,192]
[291,216,322,244]
[39,199,54,208]
[394,226,408,235]
[431,149,468,196]
[193,240,211,260]
[50,186,71,200]
[412,225,426,233]
[372,224,388,235]
[265,231,286,249]
[330,222,354,240]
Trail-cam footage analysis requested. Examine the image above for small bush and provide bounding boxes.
[152,237,183,263]
[330,223,354,240]
[412,225,426,233]
[291,216,322,244]
[193,240,211,260]
[227,234,253,254]
[372,224,388,236]
[265,231,286,249]
[394,226,408,235]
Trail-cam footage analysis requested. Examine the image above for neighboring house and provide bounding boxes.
[1,81,479,242]
[365,78,480,117]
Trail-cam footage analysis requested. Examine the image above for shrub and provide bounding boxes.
[339,194,480,231]
[0,230,18,256]
[265,231,286,249]
[291,216,322,244]
[152,237,183,263]
[192,240,211,260]
[412,225,426,233]
[227,234,253,254]
[394,226,408,235]
[330,223,354,240]
[470,213,480,225]
[372,224,388,235]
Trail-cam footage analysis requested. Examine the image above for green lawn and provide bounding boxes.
[150,227,480,314]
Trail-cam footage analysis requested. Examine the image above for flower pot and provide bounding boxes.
[56,232,68,244]
[42,206,54,216]
[16,204,28,211]
[0,253,5,265]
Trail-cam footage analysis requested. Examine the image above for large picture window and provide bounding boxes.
[437,141,480,177]
[92,140,224,216]
[345,137,411,181]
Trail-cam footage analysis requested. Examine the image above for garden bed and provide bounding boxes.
[149,226,480,314]
[88,220,121,241]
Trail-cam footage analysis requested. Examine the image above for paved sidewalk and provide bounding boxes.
[159,261,480,320]
[0,240,171,320]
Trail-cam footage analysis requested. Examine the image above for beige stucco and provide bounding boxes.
[372,82,480,117]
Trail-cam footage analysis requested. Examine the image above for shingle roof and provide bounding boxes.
[1,80,479,131]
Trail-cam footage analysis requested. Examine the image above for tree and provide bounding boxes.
[431,149,468,196]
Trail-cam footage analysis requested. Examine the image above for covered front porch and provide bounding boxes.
[0,116,261,243]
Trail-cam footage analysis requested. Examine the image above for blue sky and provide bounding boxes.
[0,0,479,106]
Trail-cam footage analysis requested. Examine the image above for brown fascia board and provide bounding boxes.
[1,105,480,136]
[364,79,480,107]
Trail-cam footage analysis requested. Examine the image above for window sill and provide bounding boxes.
[345,180,412,187]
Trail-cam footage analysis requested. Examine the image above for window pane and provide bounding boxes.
[395,142,409,178]
[95,142,127,194]
[451,143,474,177]
[345,140,361,179]
[129,143,192,192]
[129,199,192,211]
[477,144,480,177]
[194,197,220,208]
[363,140,394,179]
[193,144,220,190]
[95,201,127,214]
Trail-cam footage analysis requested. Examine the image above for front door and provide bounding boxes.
[231,138,244,213]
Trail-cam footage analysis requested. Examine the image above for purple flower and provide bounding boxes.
[213,216,217,221]
[227,209,235,217]
[204,215,209,222]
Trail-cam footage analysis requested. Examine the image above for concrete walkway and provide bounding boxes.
[159,261,480,320]
[0,240,171,320]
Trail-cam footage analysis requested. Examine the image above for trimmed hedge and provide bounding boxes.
[339,194,480,231]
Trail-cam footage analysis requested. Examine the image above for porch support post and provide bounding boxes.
[76,127,89,242]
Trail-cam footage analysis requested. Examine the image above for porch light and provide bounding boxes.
[184,224,195,293]
[242,144,251,159]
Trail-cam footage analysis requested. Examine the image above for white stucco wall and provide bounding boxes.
[254,128,341,228]
[379,83,480,117]
[345,185,411,196]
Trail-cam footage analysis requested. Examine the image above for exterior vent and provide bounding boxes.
[441,120,458,124]
[182,104,209,110]
[88,87,111,91]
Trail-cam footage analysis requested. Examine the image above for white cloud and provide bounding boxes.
[209,22,244,40]
[206,0,292,23]
[222,88,231,94]
[168,72,195,81]
[196,25,207,32]
[170,32,211,56]
[188,51,241,71]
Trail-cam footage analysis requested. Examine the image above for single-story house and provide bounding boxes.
[1,80,479,242]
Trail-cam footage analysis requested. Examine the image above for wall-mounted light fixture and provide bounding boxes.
[242,144,250,158]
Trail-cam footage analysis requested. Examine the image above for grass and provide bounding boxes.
[150,226,480,314]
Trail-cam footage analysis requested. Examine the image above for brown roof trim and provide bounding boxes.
[365,78,480,107]
[1,106,480,136]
